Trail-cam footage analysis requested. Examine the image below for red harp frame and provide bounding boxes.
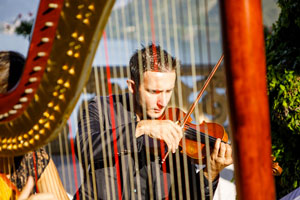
[220,0,276,199]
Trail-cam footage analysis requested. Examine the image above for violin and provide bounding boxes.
[272,156,283,176]
[160,107,228,162]
[158,54,283,176]
[160,107,283,176]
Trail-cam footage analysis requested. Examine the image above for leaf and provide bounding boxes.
[283,100,288,107]
[280,84,286,91]
[293,181,298,188]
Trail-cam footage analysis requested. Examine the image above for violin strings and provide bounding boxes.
[184,127,218,144]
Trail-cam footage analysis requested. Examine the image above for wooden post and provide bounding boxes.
[220,0,276,199]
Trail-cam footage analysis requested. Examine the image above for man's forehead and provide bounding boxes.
[140,71,176,88]
[142,70,176,77]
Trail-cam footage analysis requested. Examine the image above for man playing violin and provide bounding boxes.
[75,44,233,200]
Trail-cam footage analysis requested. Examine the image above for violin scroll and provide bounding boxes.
[272,156,283,176]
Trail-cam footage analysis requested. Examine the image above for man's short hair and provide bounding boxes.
[129,44,180,87]
[0,51,25,93]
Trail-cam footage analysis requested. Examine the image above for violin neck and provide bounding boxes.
[184,127,225,147]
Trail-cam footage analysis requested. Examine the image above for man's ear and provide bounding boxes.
[127,79,136,94]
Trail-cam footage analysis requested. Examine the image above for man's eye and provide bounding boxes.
[148,90,158,94]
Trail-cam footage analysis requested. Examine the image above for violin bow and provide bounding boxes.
[161,54,224,163]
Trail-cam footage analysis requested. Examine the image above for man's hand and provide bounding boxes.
[204,138,233,181]
[18,176,57,200]
[136,119,183,153]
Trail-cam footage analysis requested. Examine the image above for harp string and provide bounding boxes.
[204,0,215,198]
[178,0,192,198]
[47,142,52,158]
[62,123,73,194]
[46,138,56,196]
[161,0,178,199]
[118,1,142,199]
[157,0,182,199]
[75,94,89,200]
[148,0,168,199]
[105,12,127,199]
[93,65,110,199]
[189,0,211,198]
[184,0,204,198]
[195,5,205,198]
[103,30,124,199]
[193,0,207,195]
[170,0,186,199]
[68,119,80,198]
[131,0,145,198]
[58,126,67,192]
[97,31,119,199]
[71,111,83,200]
[82,87,98,199]
[106,10,130,199]
[32,146,39,193]
[160,2,182,199]
[97,34,118,200]
[74,117,86,200]
[98,65,114,200]
[139,0,155,199]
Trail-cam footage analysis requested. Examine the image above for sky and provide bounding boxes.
[0,0,280,65]
[0,0,38,54]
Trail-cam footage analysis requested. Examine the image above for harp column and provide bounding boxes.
[220,0,276,199]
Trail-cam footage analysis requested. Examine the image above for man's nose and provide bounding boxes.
[157,93,167,107]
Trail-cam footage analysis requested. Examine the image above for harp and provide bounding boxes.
[0,0,275,199]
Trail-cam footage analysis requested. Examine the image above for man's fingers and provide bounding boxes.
[219,142,226,158]
[225,144,233,164]
[212,138,221,158]
[167,120,183,147]
[160,121,180,152]
[19,176,34,200]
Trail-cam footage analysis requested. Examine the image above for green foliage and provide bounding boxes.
[266,0,300,198]
[15,20,33,39]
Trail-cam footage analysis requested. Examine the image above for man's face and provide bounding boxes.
[133,71,176,119]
